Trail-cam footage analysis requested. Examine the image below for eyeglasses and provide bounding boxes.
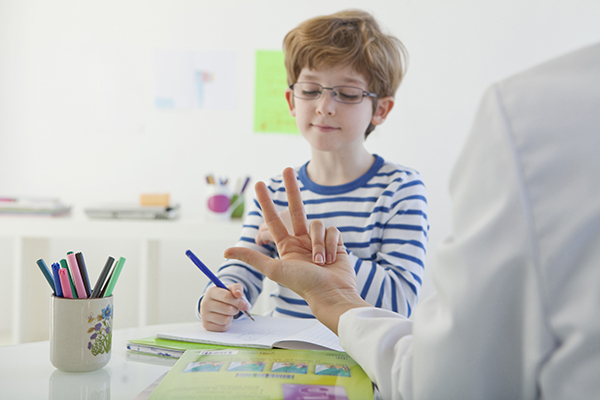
[289,82,378,104]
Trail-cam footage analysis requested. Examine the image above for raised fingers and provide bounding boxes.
[254,180,290,244]
[282,167,309,236]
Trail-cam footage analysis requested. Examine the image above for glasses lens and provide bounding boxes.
[294,83,322,100]
[333,86,363,104]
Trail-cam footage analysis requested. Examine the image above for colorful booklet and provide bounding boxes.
[155,315,344,352]
[147,348,373,400]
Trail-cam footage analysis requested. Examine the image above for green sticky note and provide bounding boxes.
[254,50,299,134]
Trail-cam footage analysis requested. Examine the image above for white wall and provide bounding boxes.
[1,0,600,336]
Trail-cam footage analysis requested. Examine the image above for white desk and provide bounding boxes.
[0,322,199,400]
[0,322,381,400]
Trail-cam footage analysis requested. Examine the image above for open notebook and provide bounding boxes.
[156,315,344,352]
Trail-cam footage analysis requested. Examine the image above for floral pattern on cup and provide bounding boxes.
[87,304,112,356]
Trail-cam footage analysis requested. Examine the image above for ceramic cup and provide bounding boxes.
[50,295,113,373]
[206,184,232,221]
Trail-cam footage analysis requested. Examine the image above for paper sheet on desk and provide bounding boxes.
[156,315,344,352]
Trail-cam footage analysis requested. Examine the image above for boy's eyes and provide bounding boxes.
[291,82,375,104]
[301,87,360,99]
[335,90,360,100]
[302,89,321,97]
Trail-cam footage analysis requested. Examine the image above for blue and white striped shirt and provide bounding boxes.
[202,155,429,318]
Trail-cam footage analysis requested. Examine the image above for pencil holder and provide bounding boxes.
[206,184,232,221]
[50,295,113,372]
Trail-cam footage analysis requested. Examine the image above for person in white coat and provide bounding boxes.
[225,42,600,399]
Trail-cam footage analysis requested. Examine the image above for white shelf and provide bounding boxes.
[0,214,242,240]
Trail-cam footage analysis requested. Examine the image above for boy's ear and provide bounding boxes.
[285,88,296,117]
[371,96,394,126]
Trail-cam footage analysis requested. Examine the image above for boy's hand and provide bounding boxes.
[200,283,251,332]
[255,209,293,246]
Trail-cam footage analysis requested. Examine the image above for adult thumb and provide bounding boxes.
[224,247,275,277]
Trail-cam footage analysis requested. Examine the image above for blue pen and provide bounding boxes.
[51,262,63,297]
[185,249,255,321]
[36,258,56,295]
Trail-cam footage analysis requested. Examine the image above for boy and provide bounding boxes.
[198,9,428,332]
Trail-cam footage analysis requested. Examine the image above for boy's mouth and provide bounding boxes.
[312,124,339,132]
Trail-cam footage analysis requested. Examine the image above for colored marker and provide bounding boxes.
[51,262,63,298]
[67,252,87,298]
[91,256,114,298]
[186,249,254,321]
[58,268,73,299]
[240,176,251,194]
[99,268,115,298]
[60,259,78,298]
[103,257,126,297]
[75,252,92,297]
[36,259,56,294]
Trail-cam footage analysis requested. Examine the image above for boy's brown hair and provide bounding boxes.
[283,9,408,137]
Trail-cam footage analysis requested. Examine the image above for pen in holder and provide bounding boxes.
[50,295,113,372]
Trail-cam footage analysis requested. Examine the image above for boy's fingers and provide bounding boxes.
[202,313,234,332]
[255,181,290,244]
[227,283,245,299]
[205,286,231,302]
[282,167,309,236]
[309,220,326,265]
[227,283,251,311]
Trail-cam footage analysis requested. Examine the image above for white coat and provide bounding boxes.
[339,42,600,400]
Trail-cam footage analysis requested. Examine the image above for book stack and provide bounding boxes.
[0,197,71,217]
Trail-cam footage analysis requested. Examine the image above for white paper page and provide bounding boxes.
[156,315,342,351]
[274,321,343,352]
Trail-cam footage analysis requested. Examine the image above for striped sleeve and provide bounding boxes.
[342,168,428,317]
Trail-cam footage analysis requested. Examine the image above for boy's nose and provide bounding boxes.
[315,90,336,115]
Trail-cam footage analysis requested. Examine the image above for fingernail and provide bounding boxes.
[315,253,324,264]
[326,254,333,264]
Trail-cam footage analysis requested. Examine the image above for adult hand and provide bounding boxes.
[255,209,292,247]
[224,167,370,334]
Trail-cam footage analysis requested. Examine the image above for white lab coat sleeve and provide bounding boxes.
[338,307,415,400]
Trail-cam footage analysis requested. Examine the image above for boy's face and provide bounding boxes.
[285,65,393,155]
